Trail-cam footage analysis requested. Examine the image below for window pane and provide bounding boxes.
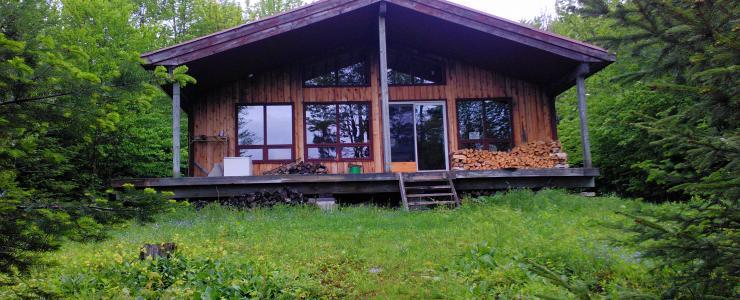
[266,105,293,145]
[484,101,512,141]
[239,148,263,160]
[486,141,511,152]
[305,104,337,144]
[457,101,484,141]
[303,59,337,87]
[337,52,367,86]
[460,142,484,150]
[304,52,367,87]
[416,104,447,171]
[414,58,444,84]
[268,148,292,160]
[308,147,337,159]
[237,106,264,145]
[339,104,370,144]
[388,50,444,85]
[341,146,370,159]
[390,104,415,162]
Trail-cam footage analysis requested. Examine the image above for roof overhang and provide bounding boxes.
[142,0,615,96]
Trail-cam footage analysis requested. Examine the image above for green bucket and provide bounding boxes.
[348,164,363,174]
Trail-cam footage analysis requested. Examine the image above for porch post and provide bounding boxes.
[378,3,392,172]
[575,63,592,168]
[169,66,182,178]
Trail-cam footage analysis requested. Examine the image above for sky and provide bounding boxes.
[447,0,555,22]
[244,0,556,23]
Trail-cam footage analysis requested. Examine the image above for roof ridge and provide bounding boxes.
[141,0,614,66]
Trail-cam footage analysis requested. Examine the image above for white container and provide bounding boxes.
[223,157,252,176]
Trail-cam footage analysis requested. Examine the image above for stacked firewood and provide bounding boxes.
[264,160,328,175]
[216,188,307,209]
[451,141,568,170]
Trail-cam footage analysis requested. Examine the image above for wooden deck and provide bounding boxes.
[111,168,598,200]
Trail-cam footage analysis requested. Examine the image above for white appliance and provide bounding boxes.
[223,157,252,176]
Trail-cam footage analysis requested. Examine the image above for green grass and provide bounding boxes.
[4,190,660,299]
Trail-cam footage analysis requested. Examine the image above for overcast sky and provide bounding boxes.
[246,0,556,23]
[447,0,555,21]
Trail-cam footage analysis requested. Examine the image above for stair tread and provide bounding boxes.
[406,193,455,198]
[409,201,457,206]
[404,178,447,182]
[405,185,452,190]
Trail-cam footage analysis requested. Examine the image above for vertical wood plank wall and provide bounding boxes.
[189,56,555,176]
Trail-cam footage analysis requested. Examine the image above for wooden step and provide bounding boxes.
[404,185,452,191]
[402,174,448,182]
[408,201,457,206]
[406,193,455,198]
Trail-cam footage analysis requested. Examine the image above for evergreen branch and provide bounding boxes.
[0,92,73,106]
[16,204,140,212]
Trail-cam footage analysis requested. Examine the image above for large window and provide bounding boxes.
[456,99,513,152]
[237,104,294,162]
[303,51,369,87]
[305,103,372,161]
[388,50,445,85]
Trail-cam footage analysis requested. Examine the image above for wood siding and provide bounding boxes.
[188,55,555,176]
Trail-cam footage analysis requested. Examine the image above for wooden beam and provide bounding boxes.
[170,66,182,178]
[575,63,592,168]
[378,2,392,172]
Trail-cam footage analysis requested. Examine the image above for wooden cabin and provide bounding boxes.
[121,0,614,203]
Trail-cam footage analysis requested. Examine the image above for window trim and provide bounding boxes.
[303,101,374,162]
[456,98,514,152]
[301,51,372,88]
[387,49,447,87]
[235,103,295,163]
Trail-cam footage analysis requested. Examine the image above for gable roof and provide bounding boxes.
[142,0,613,66]
[142,0,615,96]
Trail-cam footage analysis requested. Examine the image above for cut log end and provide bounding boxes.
[451,141,569,170]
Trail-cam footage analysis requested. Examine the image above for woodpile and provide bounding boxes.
[264,160,328,175]
[451,141,569,170]
[220,188,307,209]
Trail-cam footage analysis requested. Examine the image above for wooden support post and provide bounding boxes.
[170,66,182,178]
[378,3,392,173]
[575,63,592,168]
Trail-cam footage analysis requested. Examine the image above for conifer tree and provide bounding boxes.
[574,0,738,297]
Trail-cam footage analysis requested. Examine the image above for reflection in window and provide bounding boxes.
[390,104,415,162]
[388,50,445,85]
[304,52,368,87]
[237,105,293,162]
[305,103,371,161]
[457,99,512,152]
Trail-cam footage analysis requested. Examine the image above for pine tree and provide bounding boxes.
[574,0,739,297]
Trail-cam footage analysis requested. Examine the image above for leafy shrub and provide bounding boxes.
[59,254,320,299]
[108,184,181,224]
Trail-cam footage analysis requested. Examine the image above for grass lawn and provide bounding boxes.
[4,189,659,299]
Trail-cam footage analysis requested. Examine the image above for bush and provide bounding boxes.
[58,253,320,299]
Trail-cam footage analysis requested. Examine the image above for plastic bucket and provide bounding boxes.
[348,164,363,174]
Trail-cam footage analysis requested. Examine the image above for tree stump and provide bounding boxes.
[139,242,177,260]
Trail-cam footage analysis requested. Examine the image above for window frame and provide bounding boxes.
[456,98,514,152]
[303,101,374,162]
[234,103,295,163]
[301,51,372,88]
[387,49,447,87]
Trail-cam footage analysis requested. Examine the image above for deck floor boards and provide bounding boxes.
[111,168,599,199]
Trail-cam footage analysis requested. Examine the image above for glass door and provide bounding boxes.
[390,102,449,172]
